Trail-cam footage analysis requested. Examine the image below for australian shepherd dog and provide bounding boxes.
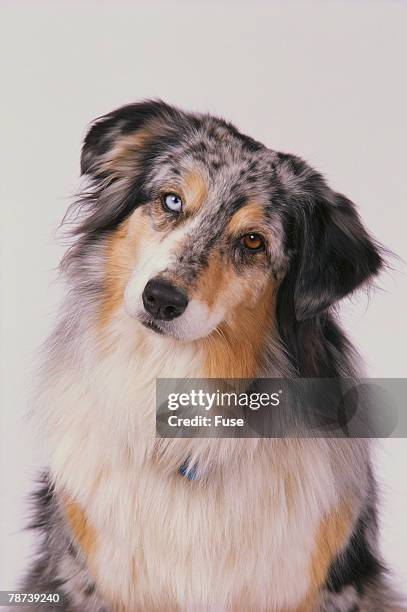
[23,101,402,611]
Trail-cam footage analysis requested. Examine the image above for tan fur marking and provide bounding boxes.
[192,250,228,308]
[101,129,153,176]
[203,280,275,377]
[100,114,173,177]
[291,500,353,610]
[99,210,146,328]
[309,500,352,590]
[64,499,96,558]
[227,201,266,235]
[182,169,207,213]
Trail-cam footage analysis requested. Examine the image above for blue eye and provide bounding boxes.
[163,193,182,213]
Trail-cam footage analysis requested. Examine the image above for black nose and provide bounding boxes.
[142,278,188,321]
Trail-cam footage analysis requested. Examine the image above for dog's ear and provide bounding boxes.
[281,177,383,321]
[67,100,183,237]
[80,99,178,176]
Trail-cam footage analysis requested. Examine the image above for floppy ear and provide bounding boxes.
[68,100,181,237]
[289,190,383,320]
[80,99,177,176]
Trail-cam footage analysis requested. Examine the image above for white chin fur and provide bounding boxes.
[166,298,225,342]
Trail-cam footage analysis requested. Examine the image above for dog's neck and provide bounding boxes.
[37,301,293,492]
[99,303,284,379]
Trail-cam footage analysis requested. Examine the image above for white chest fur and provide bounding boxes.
[38,310,339,611]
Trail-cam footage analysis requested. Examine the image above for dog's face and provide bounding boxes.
[122,172,285,342]
[115,131,289,342]
[67,101,382,345]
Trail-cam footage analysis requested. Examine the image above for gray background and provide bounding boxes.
[1,0,406,594]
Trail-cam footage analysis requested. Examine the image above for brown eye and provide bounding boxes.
[241,233,265,252]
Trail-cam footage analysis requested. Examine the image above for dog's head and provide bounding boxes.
[67,100,382,345]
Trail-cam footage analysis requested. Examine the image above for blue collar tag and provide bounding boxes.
[179,461,198,481]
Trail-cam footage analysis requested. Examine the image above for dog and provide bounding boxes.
[23,100,403,611]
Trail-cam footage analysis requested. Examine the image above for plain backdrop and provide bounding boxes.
[1,0,406,597]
